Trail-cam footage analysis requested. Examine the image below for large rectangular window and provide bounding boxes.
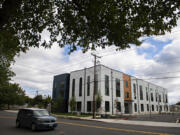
[72,79,75,97]
[77,102,81,112]
[87,76,90,96]
[134,103,137,112]
[141,104,144,112]
[125,80,128,88]
[146,87,148,101]
[87,101,91,112]
[133,84,136,99]
[159,95,161,102]
[105,101,110,112]
[116,79,121,97]
[105,75,109,96]
[152,105,154,111]
[140,85,143,100]
[116,102,121,112]
[151,93,154,102]
[79,77,82,97]
[155,92,158,102]
[165,94,168,103]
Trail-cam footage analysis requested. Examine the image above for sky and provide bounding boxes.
[11,19,180,105]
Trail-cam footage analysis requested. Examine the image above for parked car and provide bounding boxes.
[16,108,58,131]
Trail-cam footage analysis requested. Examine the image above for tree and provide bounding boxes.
[0,0,180,53]
[32,95,44,108]
[0,0,180,84]
[43,95,52,108]
[69,96,76,112]
[0,83,25,109]
[52,95,63,112]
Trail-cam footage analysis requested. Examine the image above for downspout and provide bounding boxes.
[84,68,86,113]
[111,70,114,115]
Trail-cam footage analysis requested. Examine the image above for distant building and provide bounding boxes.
[52,73,70,113]
[53,65,169,114]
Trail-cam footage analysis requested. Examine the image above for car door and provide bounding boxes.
[26,110,33,128]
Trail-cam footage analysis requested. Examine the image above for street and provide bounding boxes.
[0,111,180,135]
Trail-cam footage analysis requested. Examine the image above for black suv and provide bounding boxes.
[16,108,58,131]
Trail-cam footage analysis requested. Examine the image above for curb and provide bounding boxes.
[52,114,93,121]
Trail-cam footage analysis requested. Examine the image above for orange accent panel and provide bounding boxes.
[123,74,132,101]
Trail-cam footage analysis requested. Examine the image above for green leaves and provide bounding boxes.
[1,0,179,55]
[0,83,26,108]
[0,0,180,87]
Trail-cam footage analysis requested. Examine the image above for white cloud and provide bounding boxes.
[11,19,180,105]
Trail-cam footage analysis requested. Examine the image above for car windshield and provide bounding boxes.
[33,110,49,116]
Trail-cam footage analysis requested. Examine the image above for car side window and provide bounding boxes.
[26,110,33,116]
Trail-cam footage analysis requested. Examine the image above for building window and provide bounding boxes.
[125,80,128,88]
[72,79,75,97]
[105,75,109,96]
[146,87,148,101]
[105,101,110,112]
[141,104,144,112]
[155,92,158,102]
[133,84,136,99]
[134,103,137,112]
[165,94,168,103]
[87,101,91,112]
[77,102,81,112]
[125,92,129,98]
[147,104,149,111]
[160,105,162,112]
[159,95,161,102]
[152,105,154,111]
[116,79,121,97]
[79,77,82,97]
[87,76,90,96]
[140,85,143,100]
[151,93,154,102]
[116,102,121,112]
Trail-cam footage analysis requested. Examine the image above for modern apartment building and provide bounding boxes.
[68,65,169,115]
[52,73,70,113]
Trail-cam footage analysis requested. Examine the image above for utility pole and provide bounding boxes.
[91,53,101,119]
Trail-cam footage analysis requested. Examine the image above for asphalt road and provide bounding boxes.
[0,111,180,135]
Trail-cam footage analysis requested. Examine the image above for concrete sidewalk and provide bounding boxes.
[90,119,180,128]
[4,110,180,128]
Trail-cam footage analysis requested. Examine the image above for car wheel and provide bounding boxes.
[16,120,20,128]
[31,123,36,131]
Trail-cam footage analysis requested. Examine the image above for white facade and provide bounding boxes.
[68,65,169,115]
